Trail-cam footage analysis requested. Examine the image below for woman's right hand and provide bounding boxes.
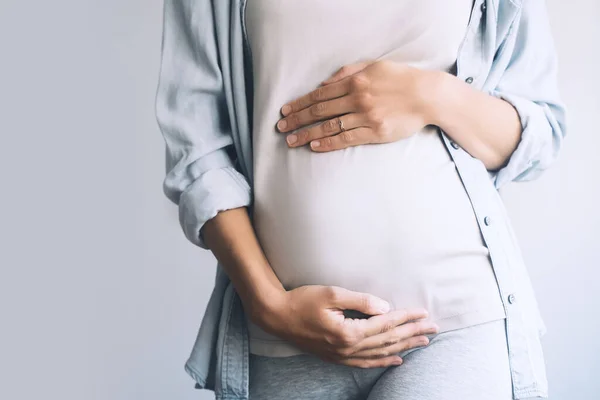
[252,285,439,368]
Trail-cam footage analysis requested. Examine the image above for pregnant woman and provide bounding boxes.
[154,0,566,399]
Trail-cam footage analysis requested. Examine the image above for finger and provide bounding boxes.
[344,308,429,351]
[281,79,350,117]
[352,318,439,353]
[326,286,391,315]
[362,309,432,337]
[309,127,373,152]
[277,95,356,133]
[336,355,403,369]
[287,113,365,148]
[320,60,375,86]
[349,335,432,359]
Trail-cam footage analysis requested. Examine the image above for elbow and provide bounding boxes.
[490,100,567,189]
[484,146,514,173]
[518,101,567,180]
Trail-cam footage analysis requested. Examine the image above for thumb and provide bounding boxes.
[320,60,375,86]
[328,286,391,315]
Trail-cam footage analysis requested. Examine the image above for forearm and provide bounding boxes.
[202,207,286,325]
[427,71,522,171]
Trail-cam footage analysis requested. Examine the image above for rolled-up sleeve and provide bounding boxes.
[154,0,252,249]
[486,0,567,190]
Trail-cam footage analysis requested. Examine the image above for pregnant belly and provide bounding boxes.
[252,127,492,314]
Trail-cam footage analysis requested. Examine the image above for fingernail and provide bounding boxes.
[277,119,287,130]
[287,134,297,145]
[392,358,403,366]
[310,140,320,149]
[281,104,292,116]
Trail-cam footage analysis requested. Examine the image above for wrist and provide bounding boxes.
[241,281,290,330]
[418,69,453,127]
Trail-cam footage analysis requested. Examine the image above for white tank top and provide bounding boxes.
[245,0,506,356]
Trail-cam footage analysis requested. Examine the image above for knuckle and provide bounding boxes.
[341,130,354,143]
[378,349,389,358]
[322,137,333,148]
[375,124,391,141]
[310,87,325,102]
[323,333,337,346]
[354,92,373,111]
[366,110,384,127]
[409,337,426,349]
[324,118,338,133]
[380,320,395,334]
[407,322,420,336]
[324,286,340,302]
[338,332,357,347]
[339,65,352,77]
[287,101,298,113]
[375,59,396,75]
[415,321,430,335]
[367,115,390,140]
[297,129,310,143]
[336,346,353,358]
[377,59,393,70]
[392,326,406,340]
[397,308,409,323]
[310,102,326,116]
[288,113,299,127]
[414,323,428,337]
[349,73,370,92]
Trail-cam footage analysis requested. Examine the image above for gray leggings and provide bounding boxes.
[249,318,524,400]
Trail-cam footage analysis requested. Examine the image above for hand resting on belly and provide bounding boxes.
[202,207,440,368]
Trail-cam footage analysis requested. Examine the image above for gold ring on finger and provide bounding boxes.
[338,117,345,132]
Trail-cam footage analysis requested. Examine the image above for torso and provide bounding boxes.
[245,0,506,356]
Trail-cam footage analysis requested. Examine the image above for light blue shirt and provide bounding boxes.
[154,0,567,399]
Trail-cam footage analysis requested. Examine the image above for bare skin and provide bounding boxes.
[202,207,439,368]
[277,59,521,172]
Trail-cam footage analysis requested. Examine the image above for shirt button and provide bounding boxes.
[481,2,487,12]
[508,293,516,304]
[450,141,460,149]
[465,76,474,84]
[484,216,492,226]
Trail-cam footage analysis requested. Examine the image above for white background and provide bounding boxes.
[0,0,597,399]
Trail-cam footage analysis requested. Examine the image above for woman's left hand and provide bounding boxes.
[276,59,443,152]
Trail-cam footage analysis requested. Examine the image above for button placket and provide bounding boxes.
[456,0,487,88]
